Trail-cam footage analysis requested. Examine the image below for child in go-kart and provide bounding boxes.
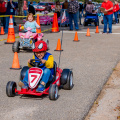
[19,41,54,92]
[24,13,40,33]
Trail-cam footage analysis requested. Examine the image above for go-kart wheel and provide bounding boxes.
[12,41,20,53]
[46,22,49,26]
[6,81,17,97]
[49,84,58,100]
[101,20,103,24]
[83,22,87,26]
[61,69,73,90]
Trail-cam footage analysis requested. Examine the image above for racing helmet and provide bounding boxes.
[32,41,47,52]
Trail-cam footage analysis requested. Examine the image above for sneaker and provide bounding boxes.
[102,32,107,34]
[108,32,112,34]
[36,84,45,92]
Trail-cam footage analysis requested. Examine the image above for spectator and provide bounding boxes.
[113,0,119,24]
[5,0,16,33]
[15,2,18,16]
[23,0,28,21]
[68,0,79,31]
[0,0,7,29]
[79,3,83,25]
[101,0,113,33]
[62,0,69,19]
[28,1,35,15]
[62,0,69,9]
[83,2,87,16]
[85,0,94,14]
[55,1,61,18]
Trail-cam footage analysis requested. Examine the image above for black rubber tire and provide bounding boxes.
[95,21,99,26]
[49,84,58,100]
[101,20,103,24]
[6,81,17,97]
[62,69,73,90]
[83,22,87,26]
[12,41,20,53]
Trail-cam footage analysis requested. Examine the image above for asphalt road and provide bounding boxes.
[1,19,120,120]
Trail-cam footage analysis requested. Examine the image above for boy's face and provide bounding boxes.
[28,15,33,22]
[35,51,46,59]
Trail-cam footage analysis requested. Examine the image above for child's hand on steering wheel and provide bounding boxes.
[41,59,46,64]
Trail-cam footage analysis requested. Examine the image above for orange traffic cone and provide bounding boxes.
[10,52,22,70]
[19,24,21,32]
[73,32,80,42]
[5,15,15,44]
[36,14,41,33]
[86,28,91,37]
[1,27,4,35]
[54,39,63,51]
[52,13,59,33]
[95,26,99,33]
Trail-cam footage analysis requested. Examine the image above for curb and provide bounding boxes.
[85,61,120,120]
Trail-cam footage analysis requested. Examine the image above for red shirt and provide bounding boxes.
[0,2,7,13]
[113,4,119,12]
[101,0,113,15]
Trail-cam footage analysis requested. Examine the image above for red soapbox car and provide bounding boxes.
[6,59,73,100]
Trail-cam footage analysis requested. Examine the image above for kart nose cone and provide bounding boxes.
[21,86,28,92]
[21,88,28,92]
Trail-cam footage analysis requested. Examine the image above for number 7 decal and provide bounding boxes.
[31,75,38,83]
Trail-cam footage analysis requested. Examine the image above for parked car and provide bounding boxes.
[40,15,52,25]
[35,2,52,12]
[48,2,55,11]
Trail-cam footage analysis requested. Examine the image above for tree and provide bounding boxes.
[18,0,28,16]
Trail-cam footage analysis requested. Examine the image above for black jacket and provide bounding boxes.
[28,4,35,15]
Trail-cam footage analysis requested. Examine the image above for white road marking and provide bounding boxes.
[60,31,120,34]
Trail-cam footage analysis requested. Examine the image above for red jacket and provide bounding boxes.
[0,2,7,13]
[101,0,113,15]
[113,4,119,12]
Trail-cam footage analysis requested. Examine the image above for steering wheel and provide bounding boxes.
[30,59,41,67]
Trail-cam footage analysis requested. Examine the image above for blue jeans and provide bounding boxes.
[5,16,15,33]
[23,10,27,19]
[22,68,53,87]
[69,12,79,30]
[114,12,118,23]
[103,14,113,33]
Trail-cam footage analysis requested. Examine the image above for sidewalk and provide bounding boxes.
[85,62,120,120]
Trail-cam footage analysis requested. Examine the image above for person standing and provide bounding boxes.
[113,0,119,24]
[101,0,113,33]
[62,0,69,19]
[5,0,16,33]
[68,0,79,31]
[0,0,7,29]
[85,0,94,14]
[79,3,83,25]
[62,0,69,9]
[28,2,35,15]
[23,0,28,21]
[55,1,61,18]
